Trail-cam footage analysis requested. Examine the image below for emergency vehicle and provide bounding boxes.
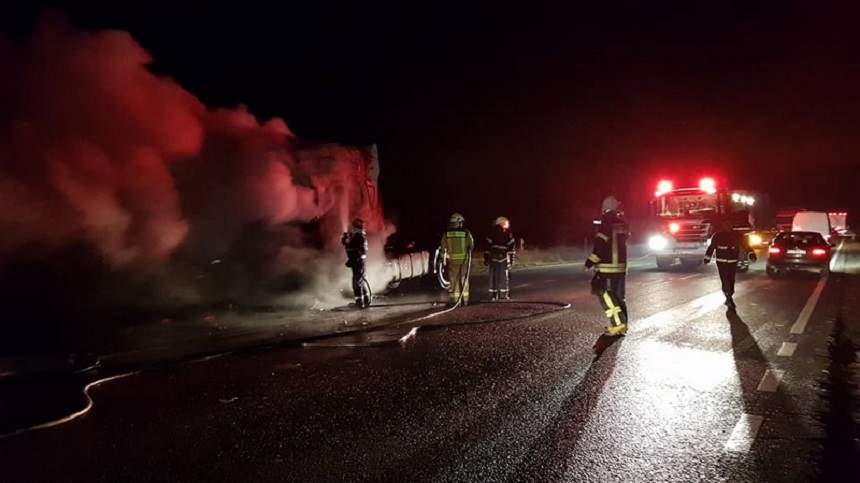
[647,177,758,270]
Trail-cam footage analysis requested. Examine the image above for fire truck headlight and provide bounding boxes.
[748,233,763,247]
[649,234,669,251]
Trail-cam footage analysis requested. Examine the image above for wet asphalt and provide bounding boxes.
[1,249,859,482]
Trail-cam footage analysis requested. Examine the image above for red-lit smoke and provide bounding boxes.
[0,15,384,303]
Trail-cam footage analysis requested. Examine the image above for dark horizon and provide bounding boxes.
[3,1,859,246]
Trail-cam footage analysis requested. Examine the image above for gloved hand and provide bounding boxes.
[703,257,711,265]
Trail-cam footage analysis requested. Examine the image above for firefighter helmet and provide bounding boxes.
[494,216,510,229]
[601,196,620,213]
[449,212,465,228]
[351,218,366,230]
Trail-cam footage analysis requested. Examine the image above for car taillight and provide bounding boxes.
[769,246,782,254]
[669,222,680,234]
[811,248,827,256]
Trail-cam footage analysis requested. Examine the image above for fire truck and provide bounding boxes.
[647,177,758,270]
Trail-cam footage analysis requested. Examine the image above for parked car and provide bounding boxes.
[766,231,831,277]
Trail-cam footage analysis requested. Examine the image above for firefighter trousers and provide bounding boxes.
[350,260,370,307]
[717,261,737,297]
[592,272,627,327]
[447,260,470,304]
[489,262,510,299]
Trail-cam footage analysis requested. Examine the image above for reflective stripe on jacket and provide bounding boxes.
[442,230,474,261]
[585,212,628,274]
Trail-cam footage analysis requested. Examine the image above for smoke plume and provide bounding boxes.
[0,15,388,312]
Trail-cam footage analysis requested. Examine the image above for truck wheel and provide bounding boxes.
[656,257,673,270]
[766,265,780,278]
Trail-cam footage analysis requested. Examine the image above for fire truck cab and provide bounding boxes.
[647,178,756,270]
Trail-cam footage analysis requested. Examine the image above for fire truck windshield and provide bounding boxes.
[656,192,718,217]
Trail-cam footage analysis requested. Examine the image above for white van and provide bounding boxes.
[792,211,832,243]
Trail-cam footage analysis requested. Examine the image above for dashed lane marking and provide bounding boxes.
[756,369,784,392]
[789,275,828,335]
[725,414,765,452]
[776,342,797,357]
[789,241,844,336]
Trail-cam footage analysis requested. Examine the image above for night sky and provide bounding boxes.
[3,1,859,246]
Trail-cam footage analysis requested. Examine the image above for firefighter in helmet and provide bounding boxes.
[484,216,516,300]
[704,219,756,310]
[342,218,371,308]
[441,213,474,305]
[585,196,629,336]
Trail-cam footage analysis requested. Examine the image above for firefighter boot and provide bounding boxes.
[605,323,628,337]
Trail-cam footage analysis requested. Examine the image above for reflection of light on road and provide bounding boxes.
[830,242,860,274]
[599,340,740,456]
[690,291,727,319]
[636,290,726,332]
[632,341,734,392]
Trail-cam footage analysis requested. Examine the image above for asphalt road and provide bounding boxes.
[2,247,859,482]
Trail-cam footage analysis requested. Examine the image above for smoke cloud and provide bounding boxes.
[0,15,389,312]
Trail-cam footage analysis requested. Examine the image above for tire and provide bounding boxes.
[737,263,749,273]
[656,256,673,270]
[766,265,780,278]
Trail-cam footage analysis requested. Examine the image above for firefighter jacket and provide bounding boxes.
[342,229,368,264]
[705,230,753,264]
[585,211,628,274]
[485,227,516,264]
[441,229,474,263]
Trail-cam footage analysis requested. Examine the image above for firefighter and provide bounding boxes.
[441,213,474,305]
[585,196,629,336]
[704,220,757,310]
[342,218,371,308]
[484,216,516,300]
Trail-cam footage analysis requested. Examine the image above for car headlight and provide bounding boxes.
[748,233,763,247]
[648,234,668,251]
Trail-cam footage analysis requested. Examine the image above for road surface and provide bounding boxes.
[2,245,859,482]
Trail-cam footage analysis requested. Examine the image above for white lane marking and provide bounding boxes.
[829,241,845,271]
[725,414,764,452]
[756,369,785,392]
[776,342,797,357]
[789,275,828,335]
[514,283,531,289]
